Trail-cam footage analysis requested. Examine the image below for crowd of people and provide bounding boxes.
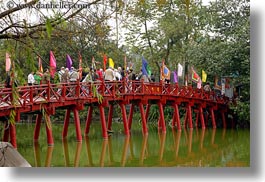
[25,66,158,86]
[24,65,213,94]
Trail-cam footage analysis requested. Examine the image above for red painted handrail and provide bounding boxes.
[0,80,229,117]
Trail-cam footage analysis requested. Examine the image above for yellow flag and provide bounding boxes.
[202,70,207,82]
[109,58,114,68]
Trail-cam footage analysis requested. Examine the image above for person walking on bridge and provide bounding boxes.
[69,67,79,82]
[27,71,35,86]
[203,82,212,92]
[42,69,50,84]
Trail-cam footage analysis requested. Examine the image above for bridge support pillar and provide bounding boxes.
[173,104,181,130]
[221,111,227,128]
[62,109,71,138]
[187,105,193,129]
[139,103,148,135]
[210,108,216,129]
[62,108,82,142]
[119,103,130,136]
[34,113,54,146]
[99,105,108,139]
[145,104,151,122]
[195,111,199,127]
[107,104,114,131]
[158,102,166,133]
[184,110,188,128]
[199,106,206,129]
[73,108,82,142]
[128,104,135,130]
[9,123,17,149]
[2,121,17,149]
[34,114,41,141]
[45,115,54,146]
[85,106,93,135]
[3,121,10,142]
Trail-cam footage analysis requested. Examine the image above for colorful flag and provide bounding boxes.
[38,56,43,73]
[160,59,170,81]
[6,52,11,72]
[173,70,178,83]
[177,63,183,77]
[197,78,202,89]
[214,76,222,90]
[66,54,73,70]
[191,67,200,83]
[50,51,57,78]
[103,54,107,71]
[142,57,151,76]
[202,70,207,82]
[109,58,114,68]
[78,52,82,79]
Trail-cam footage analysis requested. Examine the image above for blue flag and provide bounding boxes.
[142,57,151,76]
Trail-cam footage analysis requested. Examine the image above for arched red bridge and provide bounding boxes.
[0,80,229,148]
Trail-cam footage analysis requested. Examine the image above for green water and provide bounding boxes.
[14,122,250,167]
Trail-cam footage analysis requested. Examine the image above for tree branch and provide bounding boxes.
[0,0,101,39]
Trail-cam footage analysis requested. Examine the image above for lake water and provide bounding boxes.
[15,122,250,167]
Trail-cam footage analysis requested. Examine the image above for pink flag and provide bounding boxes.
[6,52,11,72]
[50,51,57,78]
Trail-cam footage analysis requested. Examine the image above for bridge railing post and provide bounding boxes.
[47,81,51,101]
[76,80,80,97]
[30,86,33,105]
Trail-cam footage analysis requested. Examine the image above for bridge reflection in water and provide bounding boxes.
[31,127,249,167]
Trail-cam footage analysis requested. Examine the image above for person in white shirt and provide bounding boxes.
[28,71,35,85]
[104,67,115,81]
[114,69,122,81]
[58,67,65,82]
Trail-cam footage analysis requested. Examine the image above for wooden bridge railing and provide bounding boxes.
[0,80,229,115]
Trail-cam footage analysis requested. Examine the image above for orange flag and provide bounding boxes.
[38,56,43,73]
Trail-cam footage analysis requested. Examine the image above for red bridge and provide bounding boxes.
[0,80,229,148]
